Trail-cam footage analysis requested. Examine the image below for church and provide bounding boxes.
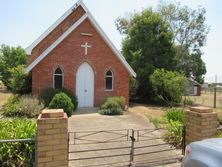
[25,0,136,107]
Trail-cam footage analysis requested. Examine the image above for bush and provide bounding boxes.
[165,120,183,148]
[150,69,187,107]
[0,118,36,167]
[130,77,139,101]
[9,65,32,94]
[39,88,60,107]
[183,98,194,106]
[2,95,20,116]
[165,108,186,124]
[2,95,44,118]
[49,92,74,117]
[39,88,78,110]
[61,88,78,111]
[99,108,123,115]
[99,96,125,115]
[0,45,28,91]
[164,108,186,147]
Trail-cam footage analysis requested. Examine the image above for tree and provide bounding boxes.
[150,69,187,107]
[116,9,176,101]
[9,65,32,94]
[157,1,209,83]
[0,45,28,90]
[116,2,209,84]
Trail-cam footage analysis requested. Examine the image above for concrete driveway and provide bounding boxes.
[68,109,181,167]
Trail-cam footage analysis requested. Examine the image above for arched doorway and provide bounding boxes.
[76,62,94,107]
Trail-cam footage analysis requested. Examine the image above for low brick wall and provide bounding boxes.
[186,106,217,144]
[37,109,68,167]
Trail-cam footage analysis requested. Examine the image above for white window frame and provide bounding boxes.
[53,67,64,89]
[105,70,114,91]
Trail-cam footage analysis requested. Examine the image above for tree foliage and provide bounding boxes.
[150,69,187,106]
[116,1,209,85]
[9,65,32,94]
[157,1,209,83]
[116,8,176,100]
[0,45,29,91]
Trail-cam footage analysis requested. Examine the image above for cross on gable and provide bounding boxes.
[81,42,91,55]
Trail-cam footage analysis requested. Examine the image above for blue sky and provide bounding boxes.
[0,0,221,82]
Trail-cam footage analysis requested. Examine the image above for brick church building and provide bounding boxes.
[25,0,136,107]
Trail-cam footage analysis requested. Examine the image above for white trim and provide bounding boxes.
[25,0,83,55]
[105,70,114,91]
[25,13,87,73]
[25,1,136,77]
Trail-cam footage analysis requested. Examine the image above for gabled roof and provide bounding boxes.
[25,0,136,77]
[188,78,201,86]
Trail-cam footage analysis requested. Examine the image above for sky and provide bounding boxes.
[0,0,221,83]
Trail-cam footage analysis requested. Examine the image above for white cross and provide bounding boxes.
[81,42,92,55]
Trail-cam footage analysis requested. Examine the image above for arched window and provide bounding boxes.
[105,70,113,90]
[54,67,63,89]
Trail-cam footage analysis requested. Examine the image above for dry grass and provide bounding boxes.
[0,88,12,106]
[187,92,222,124]
[187,91,222,110]
[129,103,166,118]
[129,103,169,128]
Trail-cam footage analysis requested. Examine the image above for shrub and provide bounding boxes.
[49,92,74,117]
[61,88,78,111]
[165,120,183,148]
[165,108,186,124]
[99,108,123,115]
[2,95,20,116]
[183,98,194,106]
[99,96,125,115]
[39,88,78,110]
[130,77,139,101]
[39,88,60,107]
[150,69,187,107]
[9,65,32,94]
[2,95,44,118]
[0,118,36,167]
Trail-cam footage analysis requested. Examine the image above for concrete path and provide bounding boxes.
[68,109,181,167]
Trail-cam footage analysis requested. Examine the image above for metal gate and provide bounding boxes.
[68,128,185,167]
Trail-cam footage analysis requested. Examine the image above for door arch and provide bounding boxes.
[76,62,94,107]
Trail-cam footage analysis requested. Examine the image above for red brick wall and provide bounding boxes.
[31,18,130,107]
[28,6,85,65]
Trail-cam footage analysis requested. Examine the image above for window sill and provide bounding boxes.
[105,89,113,92]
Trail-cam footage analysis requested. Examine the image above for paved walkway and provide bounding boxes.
[68,109,181,167]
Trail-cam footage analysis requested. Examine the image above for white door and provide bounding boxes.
[194,86,198,95]
[76,62,94,107]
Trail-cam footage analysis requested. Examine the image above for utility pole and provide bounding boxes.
[214,75,217,108]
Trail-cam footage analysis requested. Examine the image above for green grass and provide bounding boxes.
[148,116,165,128]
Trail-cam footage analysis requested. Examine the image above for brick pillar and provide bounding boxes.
[186,106,217,144]
[37,109,68,167]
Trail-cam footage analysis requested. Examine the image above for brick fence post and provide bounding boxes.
[186,106,217,144]
[37,109,68,167]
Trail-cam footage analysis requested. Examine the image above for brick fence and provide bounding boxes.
[37,109,68,167]
[186,106,217,144]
